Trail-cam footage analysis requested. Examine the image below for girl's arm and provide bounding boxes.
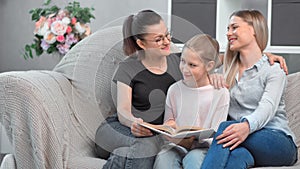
[163,85,177,129]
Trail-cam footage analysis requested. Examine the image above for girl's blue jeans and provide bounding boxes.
[153,145,207,169]
[201,121,298,169]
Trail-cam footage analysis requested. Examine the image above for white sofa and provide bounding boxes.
[0,26,299,169]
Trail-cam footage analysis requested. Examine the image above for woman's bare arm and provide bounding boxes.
[117,81,153,137]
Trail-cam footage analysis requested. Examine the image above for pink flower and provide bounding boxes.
[56,35,65,43]
[66,26,72,34]
[34,22,49,36]
[71,17,77,25]
[46,14,57,26]
[35,16,46,28]
[34,16,49,36]
[51,20,68,35]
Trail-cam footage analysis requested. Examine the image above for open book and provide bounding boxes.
[139,122,215,139]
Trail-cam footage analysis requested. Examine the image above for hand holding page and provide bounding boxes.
[139,122,215,139]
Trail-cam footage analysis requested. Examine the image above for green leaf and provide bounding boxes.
[47,45,57,54]
[49,6,59,13]
[24,44,33,59]
[25,44,31,51]
[44,0,51,6]
[32,13,40,21]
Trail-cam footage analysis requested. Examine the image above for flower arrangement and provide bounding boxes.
[23,0,95,59]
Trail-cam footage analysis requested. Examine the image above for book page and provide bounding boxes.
[171,128,215,139]
[175,126,203,133]
[139,122,176,135]
[139,122,215,139]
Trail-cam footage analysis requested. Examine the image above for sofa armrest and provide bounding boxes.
[286,72,300,162]
[0,70,73,169]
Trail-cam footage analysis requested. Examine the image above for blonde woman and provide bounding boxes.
[201,10,297,169]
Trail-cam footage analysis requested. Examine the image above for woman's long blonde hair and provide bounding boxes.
[224,10,268,88]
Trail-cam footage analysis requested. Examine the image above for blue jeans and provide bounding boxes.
[153,143,207,169]
[95,115,164,169]
[201,121,298,169]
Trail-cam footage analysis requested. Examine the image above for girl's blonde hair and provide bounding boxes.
[183,34,220,73]
[224,10,268,88]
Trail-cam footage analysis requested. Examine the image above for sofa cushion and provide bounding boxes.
[54,26,125,142]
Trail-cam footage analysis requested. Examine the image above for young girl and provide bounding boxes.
[153,34,230,169]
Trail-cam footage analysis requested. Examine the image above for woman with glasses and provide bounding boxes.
[95,10,182,169]
[94,9,288,169]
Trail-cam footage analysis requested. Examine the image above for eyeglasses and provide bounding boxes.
[141,31,172,46]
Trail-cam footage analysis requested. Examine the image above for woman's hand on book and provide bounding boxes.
[131,118,153,137]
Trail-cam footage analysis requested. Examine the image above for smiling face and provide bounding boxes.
[136,20,171,57]
[223,10,269,88]
[180,48,210,88]
[226,16,257,52]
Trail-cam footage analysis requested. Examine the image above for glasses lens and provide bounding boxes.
[156,31,171,45]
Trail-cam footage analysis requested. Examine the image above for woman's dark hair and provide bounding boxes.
[122,10,162,56]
